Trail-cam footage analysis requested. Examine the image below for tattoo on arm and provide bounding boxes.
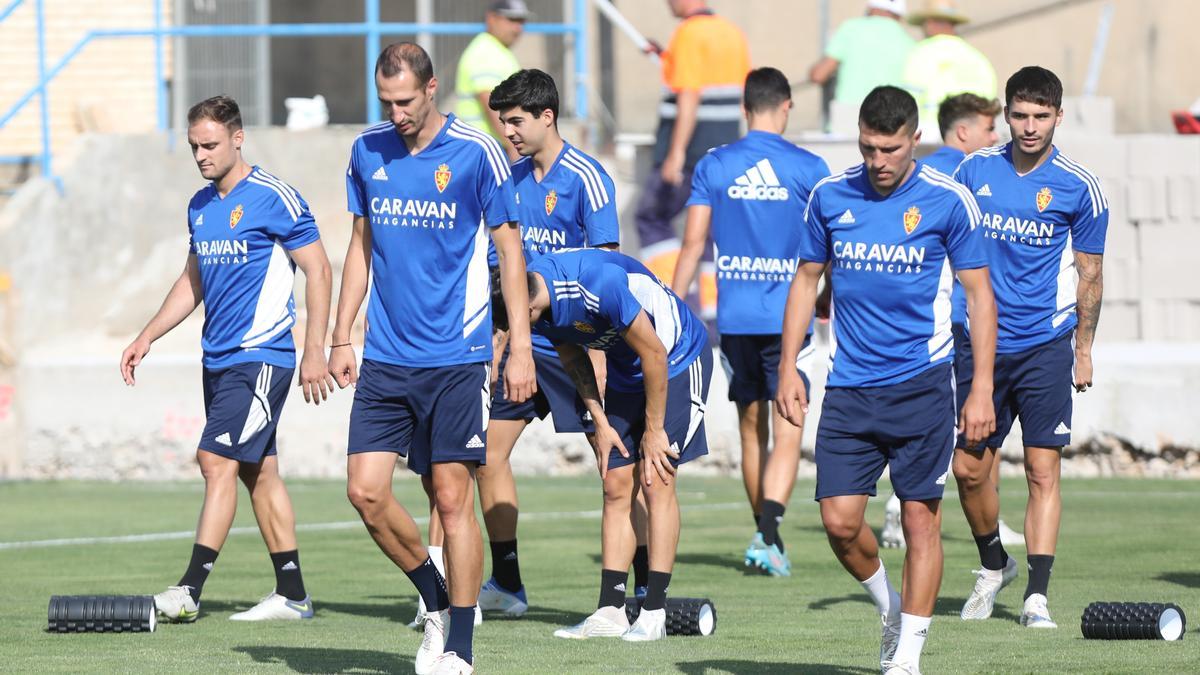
[561,348,602,405]
[1075,252,1104,350]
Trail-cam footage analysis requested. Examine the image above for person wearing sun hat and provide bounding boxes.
[902,0,998,140]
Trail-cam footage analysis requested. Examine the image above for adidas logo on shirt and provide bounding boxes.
[838,209,856,224]
[976,184,992,197]
[727,159,789,201]
[215,432,232,447]
[195,214,204,227]
[1054,422,1071,435]
[466,434,485,449]
[371,166,388,181]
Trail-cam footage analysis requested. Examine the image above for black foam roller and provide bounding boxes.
[624,597,717,636]
[48,595,156,633]
[1080,601,1185,641]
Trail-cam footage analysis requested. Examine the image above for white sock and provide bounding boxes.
[892,613,931,666]
[861,560,900,620]
[428,545,446,577]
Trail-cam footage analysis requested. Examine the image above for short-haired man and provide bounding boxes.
[776,86,997,675]
[474,68,620,615]
[121,95,333,624]
[951,66,1108,629]
[331,42,536,675]
[879,92,1020,550]
[512,249,711,642]
[672,67,829,576]
[809,0,914,107]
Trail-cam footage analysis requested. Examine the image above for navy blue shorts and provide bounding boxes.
[957,330,1074,450]
[348,359,491,476]
[491,350,594,433]
[199,362,293,464]
[719,334,814,404]
[605,348,713,470]
[815,363,956,502]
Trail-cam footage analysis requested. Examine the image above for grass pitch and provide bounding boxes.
[1,476,1197,673]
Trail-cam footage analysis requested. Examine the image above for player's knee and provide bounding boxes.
[602,472,634,508]
[953,454,988,490]
[1024,461,1059,493]
[820,511,863,543]
[346,481,386,516]
[641,479,676,507]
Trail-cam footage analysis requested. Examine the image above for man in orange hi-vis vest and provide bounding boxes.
[636,0,749,328]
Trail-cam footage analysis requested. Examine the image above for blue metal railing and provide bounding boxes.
[0,0,590,184]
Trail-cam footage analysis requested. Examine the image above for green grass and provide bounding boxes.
[1,477,1197,673]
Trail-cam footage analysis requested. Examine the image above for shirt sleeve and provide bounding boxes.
[585,264,643,332]
[582,167,620,247]
[795,187,830,264]
[478,149,519,228]
[945,195,988,271]
[346,141,367,216]
[665,24,707,91]
[269,187,321,251]
[685,153,716,208]
[825,22,853,60]
[1069,184,1109,254]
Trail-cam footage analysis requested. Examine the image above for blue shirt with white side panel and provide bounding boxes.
[346,115,519,367]
[954,143,1108,353]
[796,163,988,388]
[527,249,707,393]
[509,143,620,355]
[920,145,969,325]
[188,166,320,370]
[686,130,830,335]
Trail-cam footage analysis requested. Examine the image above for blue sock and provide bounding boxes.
[404,557,449,612]
[445,605,475,663]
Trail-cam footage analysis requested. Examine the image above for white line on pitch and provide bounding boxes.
[0,501,747,551]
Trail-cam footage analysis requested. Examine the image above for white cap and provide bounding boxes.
[867,0,907,17]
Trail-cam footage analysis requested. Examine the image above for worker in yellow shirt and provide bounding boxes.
[636,0,750,327]
[902,0,997,140]
[455,0,529,160]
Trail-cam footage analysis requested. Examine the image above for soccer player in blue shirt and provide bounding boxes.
[475,68,620,615]
[502,248,711,642]
[951,67,1108,630]
[329,43,535,675]
[120,96,333,623]
[776,86,998,675]
[879,92,1019,550]
[672,67,829,577]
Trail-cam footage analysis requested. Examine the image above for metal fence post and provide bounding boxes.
[365,0,380,124]
[154,0,166,132]
[573,0,587,120]
[35,0,51,179]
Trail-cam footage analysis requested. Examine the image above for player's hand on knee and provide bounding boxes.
[641,427,676,486]
[1073,350,1094,392]
[775,369,809,428]
[328,345,358,389]
[120,338,151,386]
[593,424,628,480]
[959,389,996,448]
[299,349,335,404]
[504,348,537,404]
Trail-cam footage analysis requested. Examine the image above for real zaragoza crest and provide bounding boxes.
[229,204,244,229]
[903,206,921,235]
[545,189,558,216]
[434,163,451,193]
[1036,187,1053,213]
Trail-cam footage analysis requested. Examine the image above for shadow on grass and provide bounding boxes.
[934,595,1019,622]
[807,594,873,612]
[233,646,409,674]
[316,599,415,623]
[1156,571,1200,589]
[676,659,875,674]
[500,604,589,628]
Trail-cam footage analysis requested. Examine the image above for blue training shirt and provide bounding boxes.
[188,166,320,370]
[510,142,620,355]
[921,145,969,325]
[797,163,988,388]
[347,114,518,367]
[954,143,1108,353]
[686,130,830,335]
[527,249,707,393]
